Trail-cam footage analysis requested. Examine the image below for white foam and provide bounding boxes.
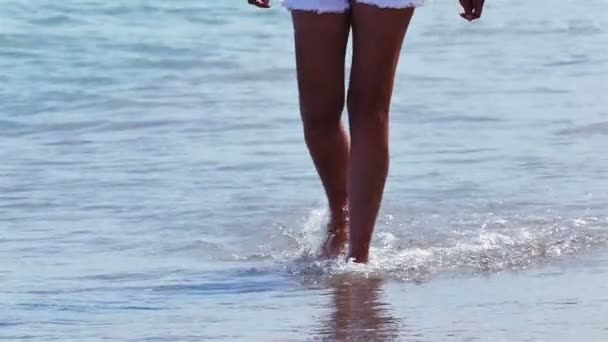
[273,211,608,282]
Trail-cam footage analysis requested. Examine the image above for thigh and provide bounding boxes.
[291,10,351,125]
[348,3,415,115]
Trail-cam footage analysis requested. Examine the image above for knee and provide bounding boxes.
[300,97,345,139]
[346,87,390,129]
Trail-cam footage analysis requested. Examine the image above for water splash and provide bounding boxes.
[260,210,608,282]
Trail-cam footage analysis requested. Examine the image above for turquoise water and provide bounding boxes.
[2,0,608,340]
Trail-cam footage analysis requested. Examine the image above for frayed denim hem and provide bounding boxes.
[282,0,423,13]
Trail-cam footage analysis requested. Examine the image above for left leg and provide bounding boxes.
[346,2,416,263]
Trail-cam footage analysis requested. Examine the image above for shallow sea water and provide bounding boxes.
[1,0,608,340]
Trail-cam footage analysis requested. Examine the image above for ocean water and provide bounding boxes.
[1,0,608,340]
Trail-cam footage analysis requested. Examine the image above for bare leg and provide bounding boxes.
[347,3,415,263]
[291,10,351,258]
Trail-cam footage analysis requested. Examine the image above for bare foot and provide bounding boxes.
[321,208,349,259]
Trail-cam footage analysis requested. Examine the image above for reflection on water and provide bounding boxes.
[317,277,400,342]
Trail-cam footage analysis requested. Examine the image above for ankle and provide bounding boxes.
[348,241,370,263]
[348,252,368,264]
[330,206,349,224]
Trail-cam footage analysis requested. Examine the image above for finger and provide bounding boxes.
[473,0,484,18]
[460,0,474,15]
[460,13,474,22]
[459,0,474,21]
[248,0,270,8]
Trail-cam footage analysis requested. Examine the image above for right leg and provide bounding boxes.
[291,9,351,258]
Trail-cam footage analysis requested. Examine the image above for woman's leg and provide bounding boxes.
[291,10,351,258]
[347,3,415,263]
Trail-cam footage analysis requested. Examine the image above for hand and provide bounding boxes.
[248,0,271,8]
[459,0,485,21]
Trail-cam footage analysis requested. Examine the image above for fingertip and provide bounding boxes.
[248,0,271,8]
[460,13,474,21]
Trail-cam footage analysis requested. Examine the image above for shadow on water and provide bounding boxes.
[315,276,401,342]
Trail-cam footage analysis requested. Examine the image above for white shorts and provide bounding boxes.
[282,0,424,13]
